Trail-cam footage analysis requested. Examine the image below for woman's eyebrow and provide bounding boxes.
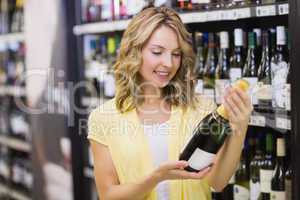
[150,44,181,51]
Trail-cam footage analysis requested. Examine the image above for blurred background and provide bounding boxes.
[0,0,299,200]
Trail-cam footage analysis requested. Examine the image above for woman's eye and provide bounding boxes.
[172,53,181,57]
[152,51,162,55]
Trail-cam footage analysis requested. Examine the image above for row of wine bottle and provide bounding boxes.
[0,0,24,34]
[84,34,121,99]
[83,0,287,23]
[193,26,290,112]
[0,147,32,195]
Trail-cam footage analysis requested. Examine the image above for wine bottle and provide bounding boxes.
[230,28,244,83]
[270,138,286,200]
[104,35,116,98]
[271,26,289,110]
[179,79,249,172]
[215,31,230,105]
[253,29,262,65]
[234,144,250,200]
[203,33,217,102]
[259,133,275,200]
[249,135,264,200]
[257,30,272,112]
[194,32,205,94]
[285,163,292,200]
[243,32,258,107]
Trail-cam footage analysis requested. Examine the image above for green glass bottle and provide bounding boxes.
[230,28,244,83]
[194,32,205,95]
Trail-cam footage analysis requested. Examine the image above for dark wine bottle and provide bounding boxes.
[259,133,275,200]
[194,32,205,95]
[179,79,249,172]
[203,33,217,102]
[234,144,250,200]
[249,135,264,200]
[230,28,244,83]
[243,32,259,107]
[215,31,230,105]
[257,30,272,112]
[285,163,292,200]
[270,138,286,199]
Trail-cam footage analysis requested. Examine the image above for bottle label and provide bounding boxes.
[285,180,292,200]
[104,74,115,98]
[215,79,230,104]
[260,169,273,193]
[229,68,242,83]
[195,79,204,94]
[234,185,250,200]
[284,83,291,111]
[203,88,215,102]
[187,148,215,171]
[243,77,258,105]
[271,191,285,200]
[250,180,261,200]
[257,82,272,100]
[271,61,288,108]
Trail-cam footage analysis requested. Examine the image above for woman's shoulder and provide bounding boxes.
[88,98,120,123]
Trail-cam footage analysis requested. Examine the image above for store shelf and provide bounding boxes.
[0,33,25,43]
[73,3,288,35]
[0,183,31,200]
[249,113,291,131]
[0,86,26,97]
[0,136,31,153]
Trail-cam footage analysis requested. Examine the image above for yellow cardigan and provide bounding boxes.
[87,96,216,200]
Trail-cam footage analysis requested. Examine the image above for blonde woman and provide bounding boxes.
[88,6,252,200]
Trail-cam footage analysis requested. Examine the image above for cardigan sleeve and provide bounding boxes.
[87,108,109,146]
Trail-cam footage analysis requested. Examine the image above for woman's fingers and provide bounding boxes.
[160,161,188,171]
[168,167,211,180]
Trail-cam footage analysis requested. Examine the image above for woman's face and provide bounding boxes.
[139,25,182,89]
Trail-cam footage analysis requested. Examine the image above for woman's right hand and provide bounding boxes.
[152,161,211,183]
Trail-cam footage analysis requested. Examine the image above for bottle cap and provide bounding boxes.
[220,31,229,49]
[234,28,243,47]
[216,79,250,119]
[276,26,286,45]
[277,138,286,157]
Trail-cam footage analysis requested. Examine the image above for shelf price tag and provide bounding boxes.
[220,10,235,20]
[276,117,291,130]
[234,8,251,19]
[249,115,266,127]
[278,3,289,15]
[206,11,221,21]
[256,5,276,17]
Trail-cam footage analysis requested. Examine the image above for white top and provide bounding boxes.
[143,122,169,200]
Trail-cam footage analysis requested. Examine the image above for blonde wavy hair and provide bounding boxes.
[114,6,198,113]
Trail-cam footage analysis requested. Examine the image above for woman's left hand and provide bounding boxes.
[223,86,253,137]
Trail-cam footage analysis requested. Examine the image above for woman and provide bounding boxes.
[88,6,252,200]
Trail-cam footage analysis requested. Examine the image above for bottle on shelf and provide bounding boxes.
[249,134,264,200]
[179,79,249,172]
[230,28,244,83]
[257,30,272,113]
[234,142,250,200]
[243,32,259,109]
[285,163,292,200]
[194,32,205,95]
[215,31,230,105]
[203,33,217,102]
[11,0,24,33]
[270,137,286,200]
[271,26,289,111]
[104,35,116,99]
[253,29,262,69]
[85,0,102,23]
[259,132,275,200]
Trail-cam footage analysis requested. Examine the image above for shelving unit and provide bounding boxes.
[73,3,288,35]
[68,1,300,200]
[0,182,31,200]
